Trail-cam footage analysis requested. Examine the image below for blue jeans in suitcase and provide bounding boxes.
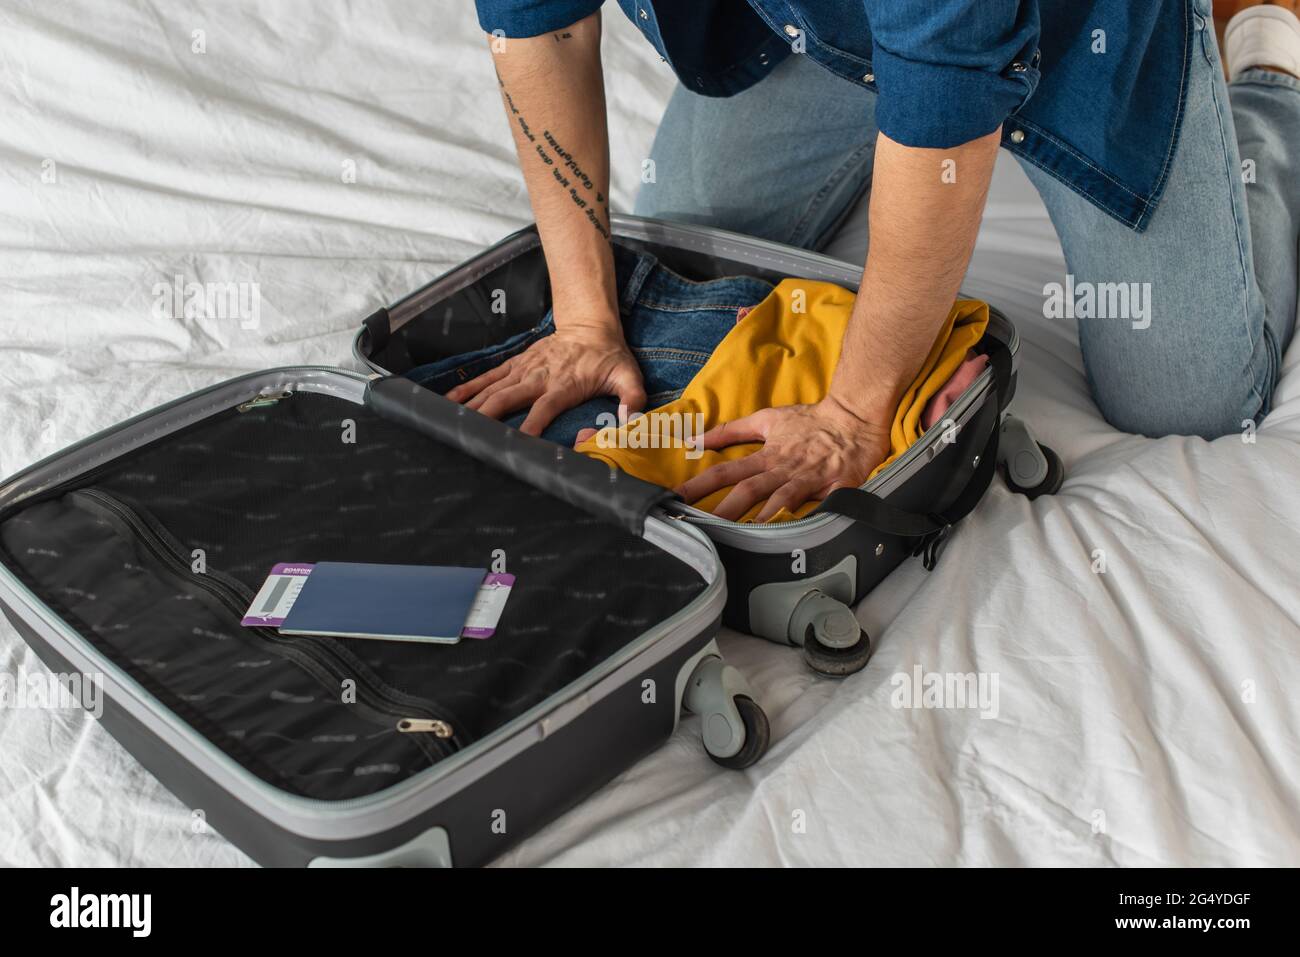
[405,246,774,447]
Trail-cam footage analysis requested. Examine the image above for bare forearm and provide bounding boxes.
[831,129,1001,423]
[489,13,617,330]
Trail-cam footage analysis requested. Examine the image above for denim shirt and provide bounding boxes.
[475,1,1196,232]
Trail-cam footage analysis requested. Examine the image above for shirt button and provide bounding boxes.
[639,8,648,19]
[1011,61,1028,73]
[759,52,770,65]
[1010,129,1026,144]
[783,24,800,37]
[863,73,874,83]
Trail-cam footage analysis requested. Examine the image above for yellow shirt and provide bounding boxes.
[578,279,989,523]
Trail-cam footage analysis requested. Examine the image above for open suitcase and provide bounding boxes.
[354,214,1063,677]
[0,215,1058,867]
[0,367,772,867]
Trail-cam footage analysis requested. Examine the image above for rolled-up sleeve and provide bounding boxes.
[475,0,605,38]
[865,0,1041,148]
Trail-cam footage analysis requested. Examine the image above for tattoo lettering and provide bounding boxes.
[499,82,537,142]
[497,73,611,242]
[542,129,594,190]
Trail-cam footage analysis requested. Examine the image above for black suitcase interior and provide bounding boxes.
[0,385,708,805]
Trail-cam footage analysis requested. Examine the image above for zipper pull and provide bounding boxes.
[236,390,293,412]
[396,718,454,738]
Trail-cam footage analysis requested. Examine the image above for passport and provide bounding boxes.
[276,561,487,644]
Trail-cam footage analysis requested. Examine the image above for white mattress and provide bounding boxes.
[2,1,1298,868]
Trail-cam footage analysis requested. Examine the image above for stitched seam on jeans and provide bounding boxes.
[448,335,540,382]
[636,299,763,313]
[1203,32,1264,403]
[789,138,876,247]
[631,347,712,362]
[1143,0,1195,227]
[619,253,659,314]
[1257,325,1279,419]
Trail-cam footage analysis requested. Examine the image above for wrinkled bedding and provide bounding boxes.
[1,0,1297,867]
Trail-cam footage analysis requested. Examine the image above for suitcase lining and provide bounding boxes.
[0,389,707,802]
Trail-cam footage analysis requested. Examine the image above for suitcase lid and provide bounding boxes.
[0,364,728,841]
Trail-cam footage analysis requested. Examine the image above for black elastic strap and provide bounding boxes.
[812,336,1012,548]
[817,421,999,535]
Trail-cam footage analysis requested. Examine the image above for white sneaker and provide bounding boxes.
[1224,4,1300,80]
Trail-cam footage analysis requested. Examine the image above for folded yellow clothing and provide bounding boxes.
[577,279,990,523]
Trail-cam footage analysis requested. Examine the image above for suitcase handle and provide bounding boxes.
[364,376,676,536]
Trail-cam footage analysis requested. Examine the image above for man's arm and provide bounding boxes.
[676,0,1032,521]
[831,128,1001,432]
[679,128,1001,521]
[449,12,646,435]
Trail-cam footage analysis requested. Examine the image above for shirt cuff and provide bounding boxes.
[475,0,605,39]
[870,41,1038,148]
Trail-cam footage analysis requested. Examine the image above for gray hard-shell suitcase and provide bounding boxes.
[354,215,1064,678]
[0,368,771,867]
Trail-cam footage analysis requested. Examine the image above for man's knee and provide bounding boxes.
[1088,361,1263,440]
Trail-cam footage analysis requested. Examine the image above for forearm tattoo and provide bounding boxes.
[498,72,611,242]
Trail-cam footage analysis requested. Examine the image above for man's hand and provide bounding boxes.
[676,397,891,522]
[446,322,645,436]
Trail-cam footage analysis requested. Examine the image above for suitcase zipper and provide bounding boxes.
[69,488,459,757]
[395,718,454,737]
[236,390,293,412]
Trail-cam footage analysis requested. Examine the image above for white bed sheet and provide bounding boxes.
[1,1,1297,868]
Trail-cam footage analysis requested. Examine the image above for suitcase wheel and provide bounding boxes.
[802,623,872,677]
[789,590,872,677]
[999,415,1065,499]
[685,656,771,770]
[706,695,770,771]
[1004,442,1064,500]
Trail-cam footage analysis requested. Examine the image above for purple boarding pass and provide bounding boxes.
[240,563,315,627]
[461,573,516,639]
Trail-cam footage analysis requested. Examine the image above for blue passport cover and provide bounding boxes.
[278,562,487,643]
